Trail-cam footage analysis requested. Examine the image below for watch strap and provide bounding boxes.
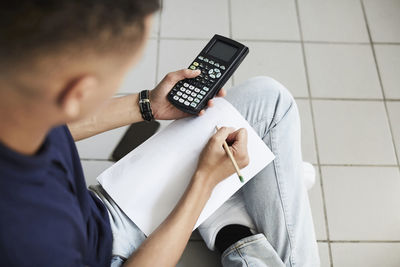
[138,90,154,122]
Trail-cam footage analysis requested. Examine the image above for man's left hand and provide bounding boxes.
[149,69,226,120]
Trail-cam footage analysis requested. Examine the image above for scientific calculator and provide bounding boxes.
[167,34,249,114]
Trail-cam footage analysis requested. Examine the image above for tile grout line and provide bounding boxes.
[154,36,400,46]
[319,163,399,168]
[360,0,400,171]
[294,1,334,266]
[154,5,163,84]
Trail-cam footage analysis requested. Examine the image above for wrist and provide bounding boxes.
[191,169,216,196]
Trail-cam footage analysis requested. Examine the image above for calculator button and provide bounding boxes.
[193,62,199,66]
[180,87,185,92]
[215,63,220,67]
[204,58,209,62]
[198,56,204,60]
[191,92,197,97]
[190,102,197,107]
[188,96,193,101]
[179,98,184,103]
[194,98,200,103]
[200,90,206,95]
[216,73,221,78]
[197,95,203,100]
[189,85,194,90]
[184,83,189,87]
[220,65,225,70]
[209,60,214,64]
[177,91,182,96]
[183,101,189,106]
[203,87,209,91]
[199,63,204,67]
[210,74,216,79]
[173,96,179,101]
[182,94,188,99]
[184,89,190,94]
[208,69,214,75]
[214,68,220,73]
[189,65,196,70]
[194,88,200,93]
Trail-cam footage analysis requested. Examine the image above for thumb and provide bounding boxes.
[165,69,200,83]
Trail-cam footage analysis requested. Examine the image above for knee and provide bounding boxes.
[245,76,296,121]
[247,76,294,105]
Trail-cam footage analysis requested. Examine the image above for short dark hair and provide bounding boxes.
[0,0,160,68]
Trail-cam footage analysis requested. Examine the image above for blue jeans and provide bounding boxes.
[90,76,320,266]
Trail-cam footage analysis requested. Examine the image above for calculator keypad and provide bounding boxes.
[168,55,226,110]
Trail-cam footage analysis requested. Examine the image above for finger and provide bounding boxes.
[227,128,248,147]
[212,126,235,144]
[217,88,226,97]
[164,69,200,83]
[207,99,214,108]
[198,110,205,116]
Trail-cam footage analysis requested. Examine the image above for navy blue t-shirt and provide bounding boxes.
[0,125,112,266]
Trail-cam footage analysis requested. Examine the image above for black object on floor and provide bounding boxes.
[215,224,253,254]
[111,121,160,162]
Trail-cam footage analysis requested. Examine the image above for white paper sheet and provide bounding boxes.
[97,98,275,236]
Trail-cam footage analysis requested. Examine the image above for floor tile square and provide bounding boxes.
[150,12,160,38]
[177,241,221,267]
[81,160,114,186]
[308,168,327,240]
[296,100,317,164]
[331,243,400,267]
[160,0,229,39]
[298,0,369,42]
[76,125,129,160]
[231,0,300,41]
[118,40,158,94]
[305,44,382,99]
[158,39,234,89]
[363,0,400,43]
[317,242,331,267]
[374,44,400,99]
[387,102,400,158]
[322,166,400,240]
[233,42,308,97]
[313,100,397,165]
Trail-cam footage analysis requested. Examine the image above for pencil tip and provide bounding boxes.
[239,176,244,183]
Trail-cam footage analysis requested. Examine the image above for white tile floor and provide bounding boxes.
[79,0,400,266]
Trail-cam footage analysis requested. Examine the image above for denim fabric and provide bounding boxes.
[92,76,320,267]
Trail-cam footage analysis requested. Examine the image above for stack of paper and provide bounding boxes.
[97,98,275,236]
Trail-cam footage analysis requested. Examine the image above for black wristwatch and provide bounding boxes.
[138,90,154,122]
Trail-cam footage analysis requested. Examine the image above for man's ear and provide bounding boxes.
[57,76,98,120]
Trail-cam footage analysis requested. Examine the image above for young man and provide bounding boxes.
[0,1,319,266]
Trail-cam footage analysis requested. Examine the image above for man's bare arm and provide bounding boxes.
[68,94,143,141]
[124,171,212,267]
[67,69,226,142]
[124,127,249,267]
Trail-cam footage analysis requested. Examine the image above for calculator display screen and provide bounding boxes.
[207,41,238,62]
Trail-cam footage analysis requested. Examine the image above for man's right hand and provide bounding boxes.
[195,127,249,190]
